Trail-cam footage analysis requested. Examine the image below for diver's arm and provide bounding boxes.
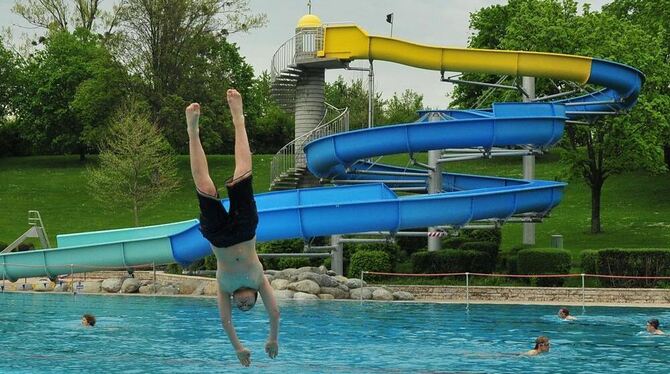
[217,289,251,366]
[259,276,280,358]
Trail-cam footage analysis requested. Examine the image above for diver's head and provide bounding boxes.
[232,287,258,312]
[647,318,660,332]
[558,308,570,319]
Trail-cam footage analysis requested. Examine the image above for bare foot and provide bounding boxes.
[226,89,244,121]
[185,103,200,135]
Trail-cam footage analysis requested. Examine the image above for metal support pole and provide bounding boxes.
[581,273,585,310]
[359,271,364,302]
[425,112,443,252]
[522,76,536,246]
[70,264,74,295]
[368,61,374,129]
[331,235,343,276]
[1,271,4,293]
[465,272,470,310]
[153,262,157,294]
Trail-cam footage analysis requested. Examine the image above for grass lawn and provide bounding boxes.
[1,154,669,260]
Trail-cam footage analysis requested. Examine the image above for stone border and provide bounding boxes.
[383,285,670,306]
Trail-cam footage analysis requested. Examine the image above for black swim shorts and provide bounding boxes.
[196,172,259,248]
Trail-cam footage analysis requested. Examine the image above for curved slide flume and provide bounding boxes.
[0,24,643,281]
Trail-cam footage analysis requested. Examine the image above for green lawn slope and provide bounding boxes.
[1,154,669,259]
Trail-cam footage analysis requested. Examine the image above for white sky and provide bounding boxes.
[0,0,610,108]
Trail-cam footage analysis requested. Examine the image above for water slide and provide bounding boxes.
[0,24,643,282]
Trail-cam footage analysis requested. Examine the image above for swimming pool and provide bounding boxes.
[0,292,668,373]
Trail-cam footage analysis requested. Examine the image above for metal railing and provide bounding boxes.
[270,103,349,186]
[270,27,324,83]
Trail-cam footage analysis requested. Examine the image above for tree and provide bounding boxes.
[383,90,423,125]
[325,76,384,129]
[88,102,180,226]
[14,28,127,159]
[13,0,110,32]
[246,71,293,154]
[456,0,669,233]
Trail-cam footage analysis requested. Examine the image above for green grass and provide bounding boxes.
[1,154,669,260]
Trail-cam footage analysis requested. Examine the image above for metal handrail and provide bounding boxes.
[270,28,324,83]
[270,103,349,186]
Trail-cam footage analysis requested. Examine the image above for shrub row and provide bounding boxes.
[410,249,493,274]
[580,248,670,287]
[516,248,572,287]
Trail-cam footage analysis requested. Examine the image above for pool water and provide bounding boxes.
[1,292,669,373]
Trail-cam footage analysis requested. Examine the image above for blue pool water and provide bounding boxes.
[1,292,669,373]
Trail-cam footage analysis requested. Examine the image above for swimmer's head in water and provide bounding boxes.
[647,318,660,331]
[232,287,258,312]
[558,308,570,319]
[81,314,96,327]
[534,336,550,352]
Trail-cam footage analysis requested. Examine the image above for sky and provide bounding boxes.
[0,0,611,108]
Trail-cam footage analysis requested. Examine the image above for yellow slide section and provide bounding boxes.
[320,25,592,84]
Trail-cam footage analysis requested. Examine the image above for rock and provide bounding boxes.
[265,275,275,283]
[264,270,280,276]
[176,279,201,295]
[349,287,374,300]
[17,283,33,291]
[318,287,349,299]
[288,280,320,294]
[121,278,141,293]
[318,294,335,300]
[271,279,290,290]
[157,285,179,295]
[192,281,218,296]
[79,281,102,293]
[53,283,69,292]
[297,272,339,287]
[318,265,328,274]
[33,280,54,292]
[372,288,394,301]
[346,279,367,289]
[297,266,322,274]
[337,283,350,292]
[293,292,319,300]
[277,268,300,281]
[326,270,337,276]
[139,284,158,294]
[102,278,124,293]
[273,290,295,299]
[393,291,415,301]
[334,275,348,284]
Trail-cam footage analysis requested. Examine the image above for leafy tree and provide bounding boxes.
[325,76,384,129]
[455,0,669,233]
[14,28,127,159]
[383,89,423,125]
[88,101,180,226]
[247,71,293,154]
[12,0,114,32]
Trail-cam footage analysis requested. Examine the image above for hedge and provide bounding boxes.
[593,248,670,287]
[580,250,599,275]
[411,249,493,274]
[348,250,392,279]
[461,241,499,261]
[517,248,571,287]
[257,239,306,270]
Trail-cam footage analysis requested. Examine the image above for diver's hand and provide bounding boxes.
[265,339,279,359]
[236,347,251,367]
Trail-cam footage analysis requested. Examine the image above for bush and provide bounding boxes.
[580,250,599,275]
[165,263,182,274]
[461,241,499,261]
[460,228,502,246]
[277,257,311,270]
[204,255,217,270]
[411,249,493,274]
[441,236,465,249]
[257,239,304,270]
[594,248,670,287]
[343,241,399,275]
[395,231,427,255]
[517,248,571,287]
[348,250,392,279]
[501,245,528,274]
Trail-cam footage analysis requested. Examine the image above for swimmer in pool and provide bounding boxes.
[646,319,664,335]
[523,336,550,356]
[558,308,577,321]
